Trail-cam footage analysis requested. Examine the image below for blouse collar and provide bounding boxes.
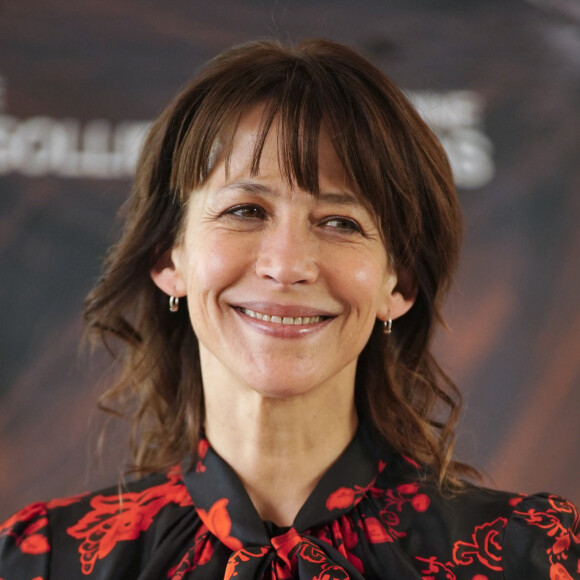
[182,424,386,549]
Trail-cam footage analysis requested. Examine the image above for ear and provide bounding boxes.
[150,248,187,297]
[377,268,418,322]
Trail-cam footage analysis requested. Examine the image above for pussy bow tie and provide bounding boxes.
[183,432,381,579]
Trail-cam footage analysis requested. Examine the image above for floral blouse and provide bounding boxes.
[1,426,579,579]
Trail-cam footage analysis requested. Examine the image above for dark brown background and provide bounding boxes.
[1,0,579,520]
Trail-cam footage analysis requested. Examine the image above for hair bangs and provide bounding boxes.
[165,47,362,203]
[222,90,325,197]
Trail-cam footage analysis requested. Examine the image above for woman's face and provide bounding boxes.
[154,106,411,400]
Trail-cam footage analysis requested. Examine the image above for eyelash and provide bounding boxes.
[224,204,266,219]
[321,216,363,234]
[222,204,364,235]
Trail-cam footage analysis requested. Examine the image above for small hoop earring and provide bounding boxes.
[169,295,179,313]
[383,317,392,335]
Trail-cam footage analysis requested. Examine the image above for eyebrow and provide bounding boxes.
[218,180,362,206]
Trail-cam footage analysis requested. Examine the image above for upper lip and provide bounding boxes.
[232,302,338,318]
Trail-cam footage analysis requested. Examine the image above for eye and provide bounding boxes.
[223,204,266,220]
[321,216,363,234]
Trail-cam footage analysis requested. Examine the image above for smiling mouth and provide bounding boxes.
[238,307,331,325]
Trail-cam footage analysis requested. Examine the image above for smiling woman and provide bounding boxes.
[1,39,579,580]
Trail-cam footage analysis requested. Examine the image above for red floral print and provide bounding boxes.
[397,483,420,495]
[49,497,86,509]
[361,517,393,544]
[271,527,302,569]
[67,468,192,575]
[326,475,377,512]
[268,529,307,579]
[411,493,430,512]
[311,516,364,574]
[513,495,580,579]
[224,546,270,579]
[19,533,50,555]
[326,487,356,510]
[416,518,508,577]
[276,533,349,578]
[294,537,327,565]
[551,562,574,580]
[508,495,525,507]
[2,430,580,579]
[0,496,84,559]
[195,438,210,473]
[379,482,431,512]
[360,480,433,546]
[416,555,457,580]
[224,528,353,579]
[453,517,506,571]
[0,503,49,556]
[167,526,214,579]
[311,563,350,580]
[196,498,243,551]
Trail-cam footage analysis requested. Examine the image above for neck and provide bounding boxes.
[202,359,358,527]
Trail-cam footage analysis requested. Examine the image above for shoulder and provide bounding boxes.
[0,500,53,579]
[502,492,580,579]
[371,455,580,578]
[0,467,193,579]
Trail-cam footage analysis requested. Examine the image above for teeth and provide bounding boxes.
[241,308,323,325]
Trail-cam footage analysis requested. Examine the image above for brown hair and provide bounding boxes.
[85,38,478,486]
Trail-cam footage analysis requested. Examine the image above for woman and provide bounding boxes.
[1,39,578,579]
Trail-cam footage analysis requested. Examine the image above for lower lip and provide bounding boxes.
[233,308,334,338]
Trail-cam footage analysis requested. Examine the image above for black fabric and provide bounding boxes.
[1,426,579,579]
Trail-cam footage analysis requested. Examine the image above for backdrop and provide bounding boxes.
[1,0,579,520]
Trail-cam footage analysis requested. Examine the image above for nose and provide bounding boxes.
[255,221,318,285]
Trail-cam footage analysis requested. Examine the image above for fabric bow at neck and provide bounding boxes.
[183,429,382,579]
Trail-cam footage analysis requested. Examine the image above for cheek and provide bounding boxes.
[347,259,388,305]
[352,266,375,286]
[185,237,249,296]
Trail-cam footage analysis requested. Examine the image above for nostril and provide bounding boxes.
[255,248,318,285]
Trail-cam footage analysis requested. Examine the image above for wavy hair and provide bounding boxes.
[85,38,478,486]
